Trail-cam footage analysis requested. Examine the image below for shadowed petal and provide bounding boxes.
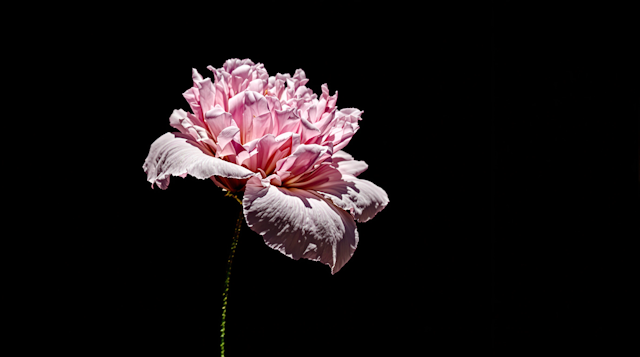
[275,144,332,182]
[249,133,298,176]
[243,176,358,274]
[143,132,255,189]
[286,163,352,199]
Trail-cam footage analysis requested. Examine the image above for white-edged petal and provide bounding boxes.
[243,176,358,274]
[143,132,255,189]
[332,150,368,177]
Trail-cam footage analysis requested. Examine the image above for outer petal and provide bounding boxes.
[318,175,389,223]
[243,176,359,274]
[143,132,255,189]
[331,150,368,177]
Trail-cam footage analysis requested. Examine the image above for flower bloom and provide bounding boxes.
[143,59,388,273]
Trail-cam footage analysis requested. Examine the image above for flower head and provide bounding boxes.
[143,58,388,273]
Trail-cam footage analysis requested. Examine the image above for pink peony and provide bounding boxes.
[143,58,388,273]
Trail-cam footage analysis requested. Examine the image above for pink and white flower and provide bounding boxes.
[143,58,388,273]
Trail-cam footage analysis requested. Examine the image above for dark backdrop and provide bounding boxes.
[45,3,637,356]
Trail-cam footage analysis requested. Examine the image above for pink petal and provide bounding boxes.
[191,68,203,84]
[309,95,327,124]
[332,150,368,177]
[242,90,272,141]
[182,87,202,121]
[215,126,244,159]
[275,144,332,182]
[208,66,231,111]
[243,176,359,274]
[318,175,389,223]
[248,78,264,93]
[228,90,274,144]
[313,109,336,137]
[273,107,299,135]
[299,116,321,144]
[251,133,299,176]
[196,77,216,115]
[268,75,287,100]
[169,109,191,133]
[204,107,235,142]
[230,64,251,96]
[293,69,309,87]
[143,132,255,190]
[168,109,215,154]
[321,83,338,113]
[329,109,362,152]
[228,92,247,141]
[180,68,216,122]
[285,163,349,194]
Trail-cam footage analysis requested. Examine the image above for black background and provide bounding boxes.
[31,3,638,356]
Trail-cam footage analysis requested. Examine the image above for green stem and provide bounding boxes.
[221,202,243,357]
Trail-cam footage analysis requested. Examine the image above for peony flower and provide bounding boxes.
[143,58,388,274]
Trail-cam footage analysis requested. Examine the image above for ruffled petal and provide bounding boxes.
[329,108,362,151]
[228,91,247,139]
[275,144,332,183]
[143,132,255,189]
[229,64,254,97]
[244,133,298,175]
[242,90,272,141]
[318,175,389,223]
[243,176,359,274]
[331,150,368,177]
[208,65,231,111]
[196,77,216,115]
[168,109,216,154]
[215,126,245,160]
[204,107,235,142]
[312,109,336,138]
[273,107,299,135]
[299,116,321,144]
[182,87,202,122]
[228,91,271,144]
